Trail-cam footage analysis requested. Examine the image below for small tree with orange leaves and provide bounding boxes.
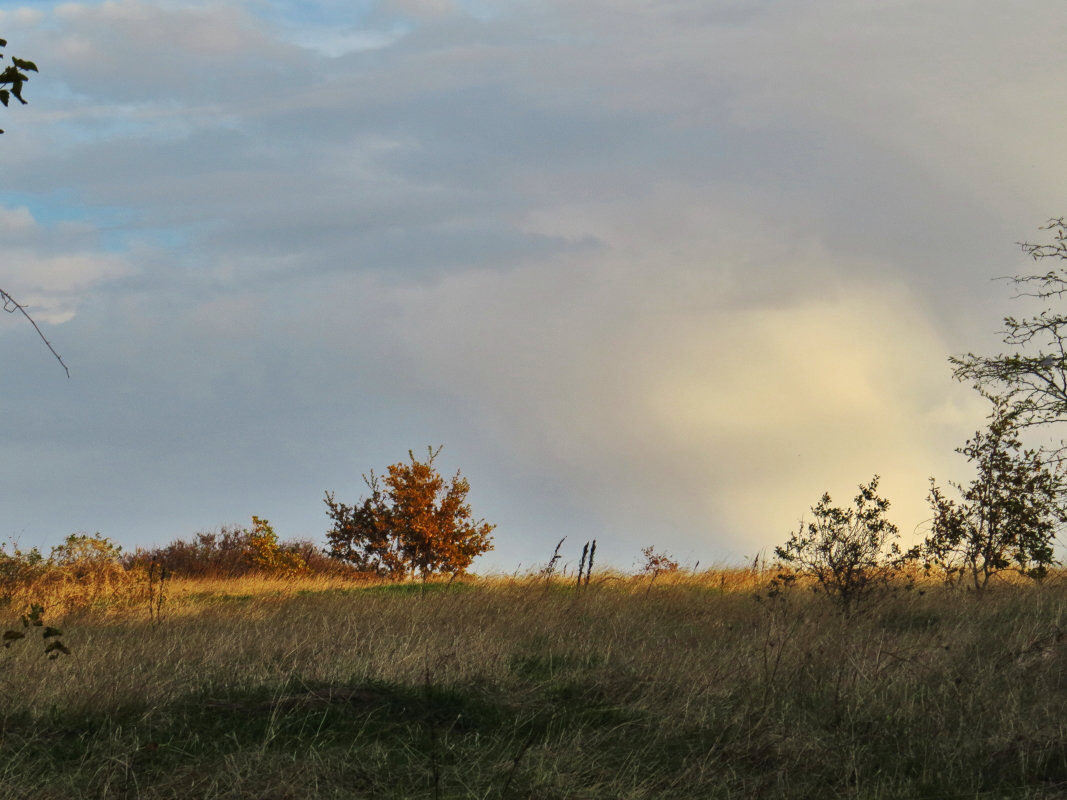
[325,446,495,580]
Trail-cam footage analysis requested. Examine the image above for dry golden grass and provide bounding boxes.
[8,562,782,624]
[3,568,1067,798]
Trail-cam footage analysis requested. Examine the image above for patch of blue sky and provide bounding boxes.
[0,190,126,229]
[0,191,199,257]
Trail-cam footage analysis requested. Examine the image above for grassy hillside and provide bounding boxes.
[2,571,1067,798]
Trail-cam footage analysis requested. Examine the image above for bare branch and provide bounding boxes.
[0,289,69,377]
[950,220,1067,438]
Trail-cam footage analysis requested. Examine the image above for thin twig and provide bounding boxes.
[0,288,69,377]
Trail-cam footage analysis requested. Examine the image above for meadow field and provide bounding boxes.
[2,566,1067,799]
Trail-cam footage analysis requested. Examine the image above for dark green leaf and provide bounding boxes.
[3,629,26,642]
[42,627,63,639]
[44,641,71,656]
[11,58,37,72]
[0,91,8,107]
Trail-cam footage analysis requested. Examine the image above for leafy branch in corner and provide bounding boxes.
[0,37,37,134]
[0,39,67,376]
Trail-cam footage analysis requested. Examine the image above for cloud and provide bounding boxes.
[0,205,132,322]
[355,230,988,561]
[380,0,456,19]
[0,0,1054,568]
[0,8,45,25]
[15,0,305,113]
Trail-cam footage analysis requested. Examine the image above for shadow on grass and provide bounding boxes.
[0,664,704,799]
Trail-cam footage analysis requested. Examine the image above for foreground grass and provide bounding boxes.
[3,574,1067,798]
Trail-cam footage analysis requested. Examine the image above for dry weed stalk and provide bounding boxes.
[541,538,566,585]
[574,539,597,590]
[147,560,169,625]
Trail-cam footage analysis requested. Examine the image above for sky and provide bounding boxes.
[0,0,1065,572]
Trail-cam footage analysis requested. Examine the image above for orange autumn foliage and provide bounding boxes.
[325,446,495,579]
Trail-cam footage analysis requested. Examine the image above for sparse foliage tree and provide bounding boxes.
[775,476,902,611]
[325,446,495,580]
[912,397,1065,593]
[952,218,1067,443]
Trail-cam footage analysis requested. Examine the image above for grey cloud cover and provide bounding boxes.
[0,0,1062,569]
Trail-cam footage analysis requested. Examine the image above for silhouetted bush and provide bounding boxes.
[911,398,1066,593]
[776,476,905,612]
